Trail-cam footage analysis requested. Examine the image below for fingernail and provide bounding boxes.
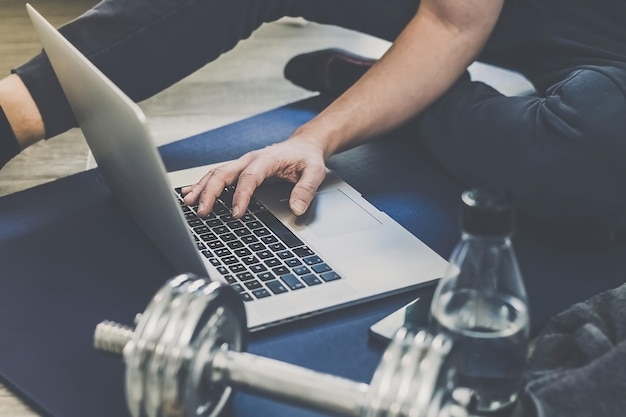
[198,202,205,213]
[232,205,240,217]
[291,199,307,215]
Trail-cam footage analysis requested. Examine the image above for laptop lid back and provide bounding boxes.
[27,4,207,277]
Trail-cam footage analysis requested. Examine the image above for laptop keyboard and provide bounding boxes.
[175,186,342,302]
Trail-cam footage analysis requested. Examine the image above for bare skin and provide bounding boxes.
[183,0,504,218]
[0,74,45,149]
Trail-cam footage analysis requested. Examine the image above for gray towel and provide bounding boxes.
[512,282,626,417]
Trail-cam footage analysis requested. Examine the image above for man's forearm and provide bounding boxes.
[295,0,504,159]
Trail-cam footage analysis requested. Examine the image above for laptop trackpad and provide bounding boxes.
[294,189,381,238]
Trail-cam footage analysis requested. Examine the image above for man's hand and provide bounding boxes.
[182,134,327,218]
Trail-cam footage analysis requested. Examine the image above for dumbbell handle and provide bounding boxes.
[215,349,368,416]
[95,321,369,417]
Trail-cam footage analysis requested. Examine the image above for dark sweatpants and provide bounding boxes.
[13,0,626,242]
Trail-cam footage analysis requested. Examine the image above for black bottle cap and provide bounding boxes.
[460,188,516,236]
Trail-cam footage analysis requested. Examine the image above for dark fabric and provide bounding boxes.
[0,105,20,168]
[512,282,626,417]
[10,0,626,240]
[415,65,626,244]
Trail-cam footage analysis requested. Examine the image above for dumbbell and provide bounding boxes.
[94,274,469,417]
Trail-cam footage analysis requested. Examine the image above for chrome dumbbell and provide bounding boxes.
[94,274,468,417]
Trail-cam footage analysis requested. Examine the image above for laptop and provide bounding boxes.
[27,4,447,331]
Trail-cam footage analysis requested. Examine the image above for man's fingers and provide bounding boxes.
[182,160,248,216]
[231,155,278,218]
[289,164,326,216]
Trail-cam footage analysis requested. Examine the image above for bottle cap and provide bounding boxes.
[460,188,515,236]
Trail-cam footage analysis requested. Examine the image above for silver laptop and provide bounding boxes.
[27,4,447,331]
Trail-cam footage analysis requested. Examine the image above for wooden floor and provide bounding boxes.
[0,0,390,415]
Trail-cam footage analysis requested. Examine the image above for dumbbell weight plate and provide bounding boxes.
[144,278,213,417]
[387,331,433,417]
[364,326,411,417]
[184,281,247,417]
[124,275,248,417]
[412,334,453,417]
[125,275,194,417]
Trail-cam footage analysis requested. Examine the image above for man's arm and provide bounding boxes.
[184,0,504,218]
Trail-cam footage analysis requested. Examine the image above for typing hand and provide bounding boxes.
[181,136,327,218]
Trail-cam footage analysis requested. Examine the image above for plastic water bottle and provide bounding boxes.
[429,188,529,414]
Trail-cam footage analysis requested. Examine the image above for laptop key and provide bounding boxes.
[303,255,323,266]
[285,258,302,268]
[260,235,278,245]
[231,283,244,293]
[206,219,223,228]
[221,255,238,265]
[293,265,310,275]
[257,272,275,281]
[252,288,272,299]
[208,240,225,249]
[293,246,315,257]
[193,225,210,235]
[234,248,252,257]
[241,293,254,302]
[213,226,229,235]
[312,263,332,274]
[212,201,230,215]
[241,235,258,245]
[241,256,260,265]
[199,233,218,242]
[276,250,294,260]
[253,228,271,237]
[227,240,245,250]
[320,271,342,282]
[249,242,265,252]
[264,258,282,268]
[229,264,246,274]
[236,272,254,282]
[220,233,238,242]
[268,243,286,252]
[234,228,252,237]
[213,248,231,257]
[187,219,203,227]
[244,280,263,290]
[301,274,322,286]
[227,220,244,229]
[250,264,267,273]
[272,266,290,276]
[266,280,289,294]
[241,213,255,222]
[256,250,273,260]
[280,273,305,290]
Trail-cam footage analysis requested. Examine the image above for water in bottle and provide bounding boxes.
[429,188,529,414]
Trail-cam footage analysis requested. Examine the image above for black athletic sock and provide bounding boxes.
[0,105,20,169]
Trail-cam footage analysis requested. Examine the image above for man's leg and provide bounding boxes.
[414,64,626,243]
[0,0,418,167]
[0,75,45,166]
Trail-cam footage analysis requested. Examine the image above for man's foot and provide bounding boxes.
[283,48,377,97]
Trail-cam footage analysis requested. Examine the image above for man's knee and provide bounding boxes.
[540,67,626,142]
[527,68,626,241]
